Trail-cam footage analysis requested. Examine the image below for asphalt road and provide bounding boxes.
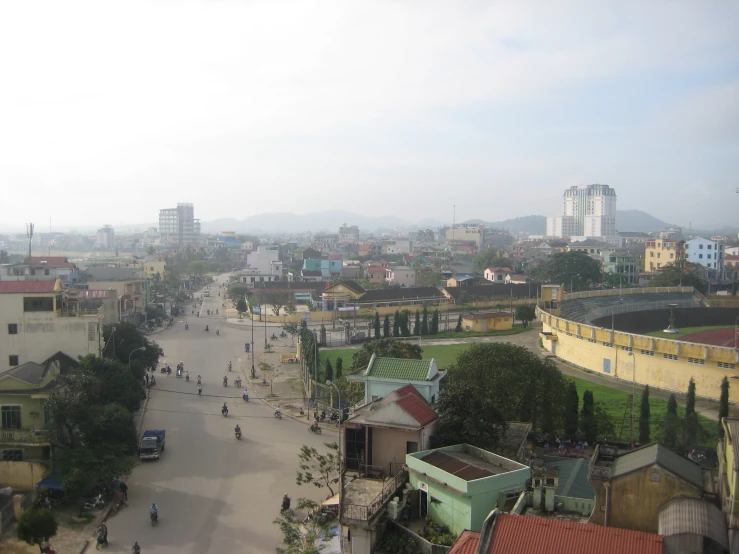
[103,278,336,554]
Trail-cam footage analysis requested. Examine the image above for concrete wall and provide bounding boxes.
[372,427,421,467]
[539,307,739,403]
[0,294,101,371]
[590,465,701,533]
[0,461,48,490]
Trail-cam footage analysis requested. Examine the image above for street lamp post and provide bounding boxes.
[128,346,146,371]
[250,295,255,379]
[571,274,580,293]
[326,377,344,554]
[628,351,636,448]
[326,380,342,463]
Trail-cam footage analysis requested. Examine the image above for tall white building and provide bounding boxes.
[95,225,115,250]
[547,184,618,239]
[158,203,201,246]
[684,237,723,278]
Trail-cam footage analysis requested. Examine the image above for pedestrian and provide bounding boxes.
[119,480,128,501]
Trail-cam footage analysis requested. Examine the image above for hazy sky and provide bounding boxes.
[1,1,738,230]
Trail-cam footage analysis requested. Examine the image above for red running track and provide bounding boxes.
[679,328,737,347]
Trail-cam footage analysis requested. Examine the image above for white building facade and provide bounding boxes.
[158,203,201,246]
[95,225,115,250]
[685,238,724,278]
[547,184,617,240]
[245,246,282,277]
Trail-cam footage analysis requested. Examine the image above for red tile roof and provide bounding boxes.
[25,256,76,269]
[0,281,58,294]
[448,531,480,554]
[488,514,663,554]
[395,390,438,426]
[395,383,425,402]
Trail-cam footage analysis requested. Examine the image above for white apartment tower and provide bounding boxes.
[95,225,115,250]
[547,184,617,239]
[158,203,201,246]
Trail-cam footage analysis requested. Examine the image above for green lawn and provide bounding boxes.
[646,325,734,340]
[321,342,719,447]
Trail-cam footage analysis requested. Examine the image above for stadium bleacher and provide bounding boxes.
[560,292,703,324]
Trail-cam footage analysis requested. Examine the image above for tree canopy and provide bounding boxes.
[650,264,707,293]
[432,343,568,449]
[102,322,162,375]
[514,304,536,323]
[17,509,57,549]
[474,249,513,274]
[350,338,422,371]
[535,251,602,291]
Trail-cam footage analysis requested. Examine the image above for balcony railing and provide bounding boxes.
[342,466,407,522]
[57,307,103,317]
[0,429,52,444]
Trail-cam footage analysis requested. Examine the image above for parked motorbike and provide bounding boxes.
[83,493,105,511]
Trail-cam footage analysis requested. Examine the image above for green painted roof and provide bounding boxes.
[366,356,432,381]
[545,458,595,500]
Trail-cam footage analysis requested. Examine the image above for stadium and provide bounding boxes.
[536,286,739,403]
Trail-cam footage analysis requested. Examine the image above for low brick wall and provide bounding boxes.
[388,521,452,554]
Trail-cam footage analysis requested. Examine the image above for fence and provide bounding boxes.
[388,521,452,554]
[343,466,407,522]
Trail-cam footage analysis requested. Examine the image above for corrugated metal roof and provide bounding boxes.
[448,531,480,554]
[612,443,703,489]
[544,458,595,500]
[0,362,46,384]
[658,497,728,549]
[26,256,76,269]
[366,357,431,381]
[489,514,663,554]
[420,451,494,481]
[0,281,58,294]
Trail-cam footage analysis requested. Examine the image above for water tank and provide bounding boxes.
[387,497,399,520]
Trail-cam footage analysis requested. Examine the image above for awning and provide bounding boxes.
[36,477,62,490]
[321,493,340,506]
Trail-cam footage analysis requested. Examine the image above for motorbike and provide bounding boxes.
[205,326,209,332]
[185,323,189,330]
[83,493,105,511]
[235,429,242,440]
[309,421,322,434]
[216,329,219,335]
[198,386,202,396]
[329,411,340,425]
[160,366,167,374]
[150,511,158,526]
[270,334,277,340]
[242,392,249,402]
[222,407,228,417]
[280,332,287,338]
[274,410,282,420]
[176,370,182,379]
[235,378,242,388]
[223,378,228,387]
[96,534,108,550]
[185,373,190,382]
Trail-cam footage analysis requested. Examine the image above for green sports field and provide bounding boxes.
[646,325,734,340]
[322,343,719,446]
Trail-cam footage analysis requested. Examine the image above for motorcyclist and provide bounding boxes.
[205,325,209,332]
[197,375,202,385]
[235,376,242,387]
[222,403,228,416]
[185,371,190,382]
[223,376,228,386]
[228,361,232,372]
[132,541,141,554]
[149,502,158,523]
[234,424,241,436]
[97,523,108,546]
[243,390,249,401]
[274,407,282,418]
[281,494,291,512]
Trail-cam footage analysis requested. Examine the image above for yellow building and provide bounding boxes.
[139,259,167,279]
[719,418,739,523]
[644,239,685,273]
[461,311,513,332]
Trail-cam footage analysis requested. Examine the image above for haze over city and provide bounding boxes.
[1,1,738,230]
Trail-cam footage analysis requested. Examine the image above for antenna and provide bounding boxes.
[26,223,34,262]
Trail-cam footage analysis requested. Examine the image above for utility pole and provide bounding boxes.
[26,222,34,261]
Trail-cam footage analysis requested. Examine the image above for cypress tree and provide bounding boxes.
[684,378,699,448]
[393,310,400,337]
[336,357,343,380]
[638,385,651,444]
[325,359,333,383]
[455,314,462,332]
[373,312,381,340]
[414,310,421,336]
[401,311,411,337]
[564,382,579,437]
[719,376,730,438]
[663,393,679,448]
[580,390,597,444]
[431,310,439,334]
[421,306,429,335]
[383,315,390,338]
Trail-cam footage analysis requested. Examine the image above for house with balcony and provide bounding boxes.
[406,444,530,535]
[84,267,147,323]
[347,355,446,405]
[0,352,78,489]
[344,384,438,473]
[0,281,103,373]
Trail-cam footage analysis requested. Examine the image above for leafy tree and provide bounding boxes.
[535,251,602,292]
[415,268,442,287]
[414,310,421,336]
[102,322,161,375]
[663,394,680,448]
[0,249,10,264]
[603,272,631,289]
[146,245,156,256]
[455,314,462,332]
[564,382,579,437]
[295,442,341,496]
[474,249,513,274]
[650,264,707,294]
[236,297,247,314]
[432,344,568,449]
[639,385,651,444]
[514,305,536,324]
[261,361,277,395]
[373,312,381,340]
[69,355,145,413]
[684,378,700,447]
[383,315,390,338]
[392,310,400,337]
[285,297,297,315]
[282,323,299,346]
[350,338,423,371]
[17,509,57,552]
[431,310,439,334]
[335,357,343,380]
[580,390,598,443]
[227,283,249,298]
[324,359,333,383]
[274,497,330,554]
[719,377,730,438]
[188,259,207,278]
[266,291,289,316]
[421,306,429,335]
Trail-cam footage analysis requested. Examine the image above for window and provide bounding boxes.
[620,346,632,352]
[718,362,736,370]
[663,354,678,361]
[407,441,419,454]
[23,297,53,312]
[8,355,19,367]
[7,324,18,335]
[44,268,49,275]
[602,342,612,348]
[640,350,654,356]
[2,450,23,461]
[688,358,705,365]
[1,406,21,430]
[699,244,704,249]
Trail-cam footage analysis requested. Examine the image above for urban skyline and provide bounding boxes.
[1,2,738,228]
